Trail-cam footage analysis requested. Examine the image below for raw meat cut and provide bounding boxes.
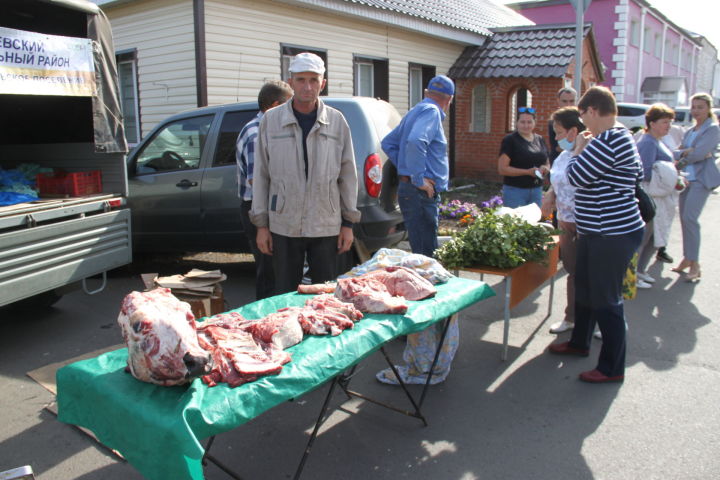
[368,266,436,301]
[297,283,337,294]
[334,267,436,314]
[246,309,304,349]
[335,276,407,314]
[118,288,212,386]
[304,294,364,322]
[197,313,291,388]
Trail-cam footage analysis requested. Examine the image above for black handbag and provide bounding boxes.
[635,182,656,222]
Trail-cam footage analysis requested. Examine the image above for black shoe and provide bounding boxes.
[656,248,673,263]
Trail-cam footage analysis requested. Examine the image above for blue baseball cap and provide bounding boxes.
[427,75,455,96]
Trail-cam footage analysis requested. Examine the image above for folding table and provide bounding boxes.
[57,276,493,480]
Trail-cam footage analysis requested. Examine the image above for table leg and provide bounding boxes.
[202,436,246,480]
[419,315,454,408]
[502,276,512,361]
[293,376,340,480]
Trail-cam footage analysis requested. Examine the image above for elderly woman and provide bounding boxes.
[498,107,549,208]
[671,93,720,282]
[634,103,683,288]
[541,107,584,334]
[549,86,644,384]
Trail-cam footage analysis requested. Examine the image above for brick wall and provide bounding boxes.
[454,77,564,180]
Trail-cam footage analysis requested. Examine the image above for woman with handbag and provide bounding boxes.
[671,93,720,282]
[634,104,681,288]
[548,86,644,383]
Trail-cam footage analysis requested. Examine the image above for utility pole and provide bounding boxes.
[571,0,591,95]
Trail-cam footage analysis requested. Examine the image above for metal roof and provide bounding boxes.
[448,23,597,78]
[341,0,534,36]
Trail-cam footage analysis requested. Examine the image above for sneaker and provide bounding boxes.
[549,320,574,334]
[656,248,673,263]
[636,271,655,283]
[636,279,652,289]
[593,329,602,340]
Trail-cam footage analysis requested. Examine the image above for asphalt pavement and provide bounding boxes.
[1,195,718,480]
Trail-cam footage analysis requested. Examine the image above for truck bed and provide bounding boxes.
[0,194,132,307]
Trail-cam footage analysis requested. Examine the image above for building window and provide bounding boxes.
[116,49,140,144]
[643,27,651,52]
[281,44,328,95]
[654,33,662,58]
[353,56,388,100]
[508,87,532,131]
[629,20,640,47]
[664,39,672,62]
[408,63,436,108]
[471,84,490,133]
[672,44,679,65]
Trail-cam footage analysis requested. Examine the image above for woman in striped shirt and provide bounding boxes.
[548,86,644,384]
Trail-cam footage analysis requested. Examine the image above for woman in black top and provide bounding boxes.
[497,107,550,208]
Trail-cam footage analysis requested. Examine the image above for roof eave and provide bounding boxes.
[277,0,491,45]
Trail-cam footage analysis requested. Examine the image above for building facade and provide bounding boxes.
[510,0,717,106]
[93,0,531,144]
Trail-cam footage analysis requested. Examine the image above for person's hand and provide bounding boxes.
[540,192,555,219]
[539,164,550,174]
[418,178,435,198]
[337,226,354,254]
[573,131,592,154]
[256,227,272,255]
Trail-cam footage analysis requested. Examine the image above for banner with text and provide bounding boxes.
[0,27,96,96]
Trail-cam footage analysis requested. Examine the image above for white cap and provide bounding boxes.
[288,52,326,75]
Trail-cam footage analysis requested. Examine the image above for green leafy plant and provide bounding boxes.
[435,211,557,269]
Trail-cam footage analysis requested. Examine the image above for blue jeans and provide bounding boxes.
[398,181,439,257]
[502,184,542,209]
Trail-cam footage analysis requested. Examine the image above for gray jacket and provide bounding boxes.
[250,98,361,237]
[674,117,720,190]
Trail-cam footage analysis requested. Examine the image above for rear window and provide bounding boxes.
[617,105,647,117]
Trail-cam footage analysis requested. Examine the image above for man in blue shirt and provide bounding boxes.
[381,75,454,257]
[236,80,292,299]
[375,76,456,387]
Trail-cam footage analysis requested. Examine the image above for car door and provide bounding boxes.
[127,113,215,252]
[200,108,258,251]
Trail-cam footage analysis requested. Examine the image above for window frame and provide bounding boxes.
[116,48,141,145]
[629,20,640,47]
[280,44,328,96]
[471,84,490,133]
[408,63,436,108]
[508,86,533,132]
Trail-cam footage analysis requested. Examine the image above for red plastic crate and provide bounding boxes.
[36,170,102,197]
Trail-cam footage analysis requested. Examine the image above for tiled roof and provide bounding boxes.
[343,0,533,37]
[449,23,592,78]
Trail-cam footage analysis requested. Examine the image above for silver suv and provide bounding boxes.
[126,97,405,257]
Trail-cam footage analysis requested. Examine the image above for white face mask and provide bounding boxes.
[558,137,574,151]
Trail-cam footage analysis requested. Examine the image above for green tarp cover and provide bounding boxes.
[57,277,494,480]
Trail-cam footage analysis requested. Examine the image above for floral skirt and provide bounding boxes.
[376,315,459,385]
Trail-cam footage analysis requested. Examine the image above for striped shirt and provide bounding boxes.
[235,111,263,201]
[567,127,644,235]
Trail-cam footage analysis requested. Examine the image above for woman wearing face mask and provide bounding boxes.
[541,107,584,334]
[671,93,720,282]
[498,107,550,208]
[634,104,682,288]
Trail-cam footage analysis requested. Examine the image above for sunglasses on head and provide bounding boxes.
[518,107,536,114]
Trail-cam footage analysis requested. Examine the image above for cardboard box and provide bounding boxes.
[174,284,225,319]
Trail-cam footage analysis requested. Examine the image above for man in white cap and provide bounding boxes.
[376,75,457,386]
[250,52,360,294]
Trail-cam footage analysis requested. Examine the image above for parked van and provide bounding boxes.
[127,97,405,261]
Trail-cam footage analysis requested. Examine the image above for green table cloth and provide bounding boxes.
[57,276,493,480]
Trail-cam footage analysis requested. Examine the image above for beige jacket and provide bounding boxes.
[250,98,360,237]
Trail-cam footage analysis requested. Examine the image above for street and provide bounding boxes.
[1,195,719,480]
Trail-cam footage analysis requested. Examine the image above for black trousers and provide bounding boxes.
[240,201,275,300]
[271,233,338,295]
[569,228,643,377]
